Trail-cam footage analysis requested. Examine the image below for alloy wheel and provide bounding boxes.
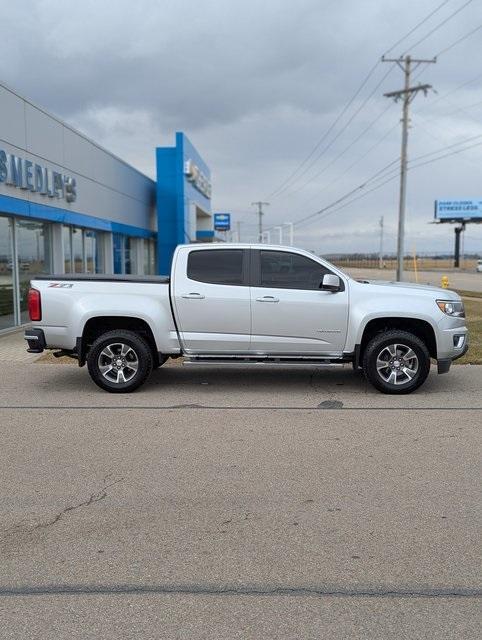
[375,343,419,386]
[97,342,139,384]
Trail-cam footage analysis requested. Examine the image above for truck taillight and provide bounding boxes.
[28,288,42,321]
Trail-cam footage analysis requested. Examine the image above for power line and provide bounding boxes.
[408,0,474,51]
[296,173,401,230]
[410,132,482,162]
[384,0,452,56]
[266,60,381,199]
[287,101,394,197]
[291,159,401,229]
[434,22,482,56]
[409,137,482,169]
[412,24,482,82]
[411,113,482,170]
[266,0,473,201]
[293,136,482,232]
[273,65,396,200]
[263,153,400,234]
[287,120,400,216]
[413,69,482,111]
[286,134,482,235]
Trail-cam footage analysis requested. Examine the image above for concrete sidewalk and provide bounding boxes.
[0,329,41,363]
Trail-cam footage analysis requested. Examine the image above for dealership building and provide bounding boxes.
[0,81,214,331]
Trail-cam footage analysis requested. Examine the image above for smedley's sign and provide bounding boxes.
[0,149,77,203]
[184,159,211,199]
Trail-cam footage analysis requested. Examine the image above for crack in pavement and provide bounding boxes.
[0,583,479,599]
[5,475,124,536]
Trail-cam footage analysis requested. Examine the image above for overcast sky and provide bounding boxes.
[1,0,481,255]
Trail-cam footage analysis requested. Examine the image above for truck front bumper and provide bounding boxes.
[437,338,469,374]
[24,328,46,353]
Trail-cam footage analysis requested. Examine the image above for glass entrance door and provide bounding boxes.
[0,216,15,330]
[16,220,52,324]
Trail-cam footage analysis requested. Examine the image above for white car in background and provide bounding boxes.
[476,259,482,273]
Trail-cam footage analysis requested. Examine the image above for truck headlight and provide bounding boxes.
[436,300,465,317]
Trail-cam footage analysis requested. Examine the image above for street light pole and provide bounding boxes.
[283,222,294,245]
[379,216,384,269]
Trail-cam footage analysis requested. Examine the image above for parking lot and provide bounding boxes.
[345,267,482,293]
[0,345,481,639]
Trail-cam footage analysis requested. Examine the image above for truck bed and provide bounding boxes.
[34,274,170,284]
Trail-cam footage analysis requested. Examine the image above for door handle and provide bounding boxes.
[256,296,279,303]
[182,293,205,299]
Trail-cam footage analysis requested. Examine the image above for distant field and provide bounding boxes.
[332,258,478,271]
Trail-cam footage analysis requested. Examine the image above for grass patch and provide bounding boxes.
[456,297,482,364]
[454,289,482,300]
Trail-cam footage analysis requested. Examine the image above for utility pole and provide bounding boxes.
[382,54,435,281]
[251,201,269,243]
[379,216,384,269]
[237,221,242,243]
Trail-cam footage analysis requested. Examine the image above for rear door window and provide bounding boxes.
[187,249,245,286]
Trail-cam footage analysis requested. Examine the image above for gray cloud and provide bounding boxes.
[1,0,481,254]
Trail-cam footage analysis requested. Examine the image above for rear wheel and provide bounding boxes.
[362,330,430,394]
[87,330,153,393]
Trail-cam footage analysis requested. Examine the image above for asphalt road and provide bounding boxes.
[345,267,482,292]
[0,360,481,639]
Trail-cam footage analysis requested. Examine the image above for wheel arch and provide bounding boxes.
[79,316,159,367]
[359,317,437,363]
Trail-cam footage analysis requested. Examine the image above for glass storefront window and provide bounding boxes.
[85,230,96,274]
[17,219,52,323]
[0,216,15,330]
[94,232,104,273]
[144,239,156,275]
[0,218,112,331]
[113,235,138,275]
[72,227,84,273]
[125,237,135,275]
[63,225,72,273]
[113,233,124,274]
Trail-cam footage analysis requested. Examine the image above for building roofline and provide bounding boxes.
[0,79,155,185]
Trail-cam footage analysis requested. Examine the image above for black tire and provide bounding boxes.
[87,330,153,393]
[362,330,430,394]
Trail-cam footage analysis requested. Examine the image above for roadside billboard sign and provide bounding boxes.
[214,213,231,231]
[434,199,482,222]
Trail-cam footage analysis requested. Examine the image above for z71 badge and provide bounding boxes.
[48,282,74,288]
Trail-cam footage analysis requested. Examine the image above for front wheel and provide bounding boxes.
[87,330,153,393]
[362,330,430,394]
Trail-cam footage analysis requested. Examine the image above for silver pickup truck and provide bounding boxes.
[25,243,468,394]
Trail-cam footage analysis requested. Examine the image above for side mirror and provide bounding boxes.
[320,273,341,292]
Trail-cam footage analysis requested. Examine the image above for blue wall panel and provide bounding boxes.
[156,132,211,274]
